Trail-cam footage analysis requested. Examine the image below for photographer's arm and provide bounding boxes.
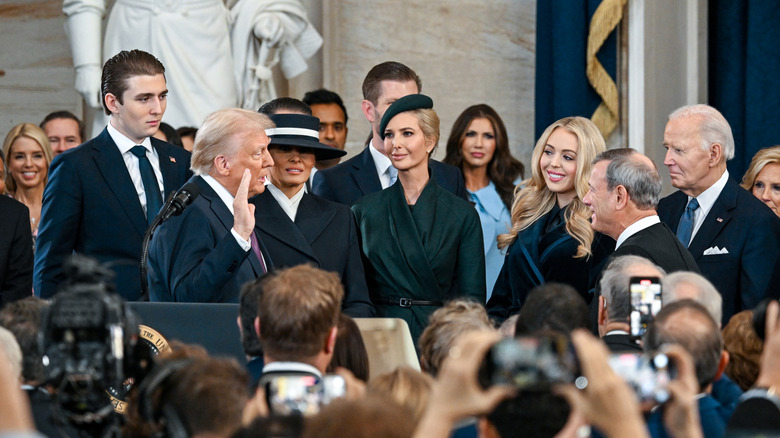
[413,331,515,438]
[755,300,780,390]
[556,330,650,438]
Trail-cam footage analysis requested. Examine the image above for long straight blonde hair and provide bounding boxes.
[497,117,606,258]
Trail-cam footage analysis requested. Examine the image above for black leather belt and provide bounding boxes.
[376,298,443,308]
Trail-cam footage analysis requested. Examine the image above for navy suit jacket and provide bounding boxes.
[251,190,375,317]
[147,176,272,303]
[311,146,467,206]
[658,178,780,325]
[0,197,33,307]
[34,128,191,301]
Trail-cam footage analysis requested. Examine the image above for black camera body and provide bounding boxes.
[478,335,579,390]
[38,255,139,428]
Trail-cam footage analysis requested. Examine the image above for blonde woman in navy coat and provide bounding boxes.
[486,117,614,323]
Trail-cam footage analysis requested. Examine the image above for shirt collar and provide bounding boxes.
[616,215,661,249]
[107,120,152,154]
[262,361,322,377]
[266,182,305,221]
[468,181,506,221]
[688,170,729,219]
[201,174,236,215]
[368,143,392,175]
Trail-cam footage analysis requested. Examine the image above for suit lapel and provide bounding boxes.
[152,139,181,195]
[388,182,440,289]
[351,147,383,197]
[91,129,148,235]
[688,179,737,261]
[254,191,319,262]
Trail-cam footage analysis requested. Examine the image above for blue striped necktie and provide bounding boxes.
[676,197,699,247]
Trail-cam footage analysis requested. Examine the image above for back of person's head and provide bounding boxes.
[232,415,304,438]
[662,271,722,325]
[155,122,183,147]
[125,342,250,438]
[644,299,723,391]
[0,326,22,382]
[600,255,665,323]
[239,273,276,358]
[190,108,274,176]
[722,310,763,391]
[302,88,348,124]
[0,297,48,384]
[362,61,421,104]
[596,148,662,210]
[486,390,571,438]
[258,97,312,116]
[515,283,589,335]
[367,366,433,426]
[668,104,735,161]
[101,49,165,116]
[258,265,343,362]
[301,395,415,438]
[326,313,369,381]
[40,110,86,142]
[418,299,494,376]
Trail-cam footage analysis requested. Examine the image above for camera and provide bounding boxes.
[608,352,677,403]
[630,276,663,338]
[38,255,140,434]
[265,374,347,416]
[478,335,579,390]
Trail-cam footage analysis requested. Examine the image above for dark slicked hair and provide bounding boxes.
[362,61,421,105]
[238,273,277,357]
[302,88,348,124]
[40,110,85,143]
[101,49,166,115]
[258,97,312,115]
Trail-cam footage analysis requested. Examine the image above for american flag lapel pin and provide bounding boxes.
[169,156,176,163]
[716,217,723,222]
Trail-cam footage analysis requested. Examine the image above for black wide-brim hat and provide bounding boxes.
[379,94,434,140]
[266,113,347,161]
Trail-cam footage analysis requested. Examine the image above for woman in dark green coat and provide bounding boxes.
[351,94,486,344]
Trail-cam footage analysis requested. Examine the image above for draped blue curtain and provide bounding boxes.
[709,2,780,176]
[535,0,618,139]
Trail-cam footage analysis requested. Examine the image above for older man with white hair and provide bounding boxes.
[663,271,722,326]
[658,104,780,326]
[148,108,275,303]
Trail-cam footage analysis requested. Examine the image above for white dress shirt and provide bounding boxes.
[107,121,164,216]
[615,215,661,250]
[369,143,394,189]
[687,170,730,240]
[266,183,305,222]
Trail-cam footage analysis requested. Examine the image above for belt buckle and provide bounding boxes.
[399,298,412,308]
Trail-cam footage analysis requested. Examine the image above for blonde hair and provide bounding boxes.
[741,145,780,191]
[497,117,605,258]
[367,367,433,426]
[2,123,53,193]
[190,108,274,176]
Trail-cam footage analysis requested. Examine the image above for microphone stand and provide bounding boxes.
[139,192,176,301]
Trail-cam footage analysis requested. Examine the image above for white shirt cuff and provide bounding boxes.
[231,228,252,252]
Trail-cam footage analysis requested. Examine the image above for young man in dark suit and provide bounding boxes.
[658,104,780,325]
[147,108,274,303]
[34,50,192,301]
[311,61,466,205]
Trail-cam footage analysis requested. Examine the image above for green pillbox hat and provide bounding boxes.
[379,94,434,140]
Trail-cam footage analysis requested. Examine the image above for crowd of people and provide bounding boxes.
[1,47,780,437]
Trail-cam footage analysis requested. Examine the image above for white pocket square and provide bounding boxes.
[703,246,729,255]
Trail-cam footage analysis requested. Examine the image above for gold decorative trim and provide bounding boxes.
[587,0,627,138]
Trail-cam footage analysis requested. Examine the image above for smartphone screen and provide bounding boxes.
[629,276,662,338]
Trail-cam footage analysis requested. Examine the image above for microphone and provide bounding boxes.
[160,182,201,222]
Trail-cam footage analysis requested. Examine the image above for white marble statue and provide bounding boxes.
[63,0,322,135]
